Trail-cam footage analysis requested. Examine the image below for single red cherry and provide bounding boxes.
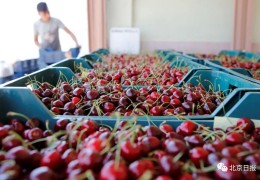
[236,117,255,134]
[176,121,198,136]
[40,150,63,170]
[121,141,141,162]
[225,132,244,145]
[99,160,128,180]
[189,147,209,167]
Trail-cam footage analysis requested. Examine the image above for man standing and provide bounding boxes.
[34,2,79,64]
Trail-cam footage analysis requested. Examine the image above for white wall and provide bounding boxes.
[106,0,234,53]
[252,0,260,43]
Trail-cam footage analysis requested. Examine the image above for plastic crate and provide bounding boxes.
[81,53,102,63]
[13,59,39,73]
[0,87,214,129]
[219,50,242,57]
[50,58,93,73]
[39,50,66,64]
[2,67,76,87]
[240,51,260,61]
[225,92,260,119]
[92,48,110,56]
[204,60,253,77]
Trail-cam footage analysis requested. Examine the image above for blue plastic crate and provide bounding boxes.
[0,75,13,84]
[225,91,260,119]
[39,50,66,64]
[13,59,39,73]
[240,51,260,61]
[2,67,76,87]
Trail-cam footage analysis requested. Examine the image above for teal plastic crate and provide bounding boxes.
[225,92,260,119]
[0,87,214,129]
[81,53,102,63]
[204,60,253,77]
[92,48,110,56]
[2,67,260,123]
[219,50,242,57]
[50,58,93,73]
[1,67,77,87]
[240,51,260,61]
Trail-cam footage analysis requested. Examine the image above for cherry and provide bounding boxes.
[164,138,187,156]
[189,147,209,166]
[129,160,155,179]
[11,121,24,135]
[29,150,43,168]
[60,83,72,92]
[71,97,81,105]
[0,160,21,178]
[214,158,243,180]
[176,121,197,136]
[185,92,199,103]
[242,141,259,151]
[159,124,174,134]
[30,167,57,180]
[42,89,53,97]
[121,141,141,162]
[81,119,99,135]
[83,138,107,152]
[244,153,260,166]
[155,175,173,180]
[59,93,71,103]
[163,109,175,116]
[159,155,182,176]
[174,107,186,115]
[54,119,69,131]
[171,89,183,99]
[103,102,115,113]
[99,160,128,180]
[184,134,204,147]
[56,141,69,154]
[170,98,182,108]
[203,140,226,153]
[202,102,216,114]
[119,97,130,107]
[6,146,30,166]
[141,136,161,152]
[207,152,223,166]
[64,102,76,112]
[150,106,163,116]
[225,132,244,145]
[146,126,163,138]
[178,173,193,180]
[25,118,40,128]
[221,147,239,158]
[40,150,63,170]
[72,87,84,97]
[236,117,255,134]
[182,101,195,112]
[148,92,159,101]
[0,126,8,139]
[86,90,99,100]
[126,88,137,99]
[27,128,43,141]
[2,135,23,151]
[78,148,102,170]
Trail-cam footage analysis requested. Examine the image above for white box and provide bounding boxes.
[109,28,140,54]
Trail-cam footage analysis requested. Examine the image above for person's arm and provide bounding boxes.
[34,34,41,49]
[63,27,80,47]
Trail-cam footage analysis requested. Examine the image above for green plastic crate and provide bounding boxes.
[1,67,77,87]
[81,53,102,63]
[50,58,93,72]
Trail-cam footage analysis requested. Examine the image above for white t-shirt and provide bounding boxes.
[34,17,65,51]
